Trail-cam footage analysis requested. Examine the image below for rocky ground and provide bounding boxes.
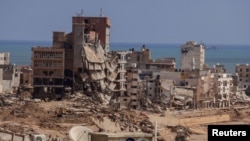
[0,91,250,141]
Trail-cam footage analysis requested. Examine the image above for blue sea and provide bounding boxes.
[0,40,250,73]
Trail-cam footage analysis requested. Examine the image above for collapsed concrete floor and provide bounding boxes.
[0,91,250,141]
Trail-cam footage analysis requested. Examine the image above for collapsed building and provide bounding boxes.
[181,41,205,71]
[235,64,250,89]
[29,11,249,112]
[31,14,148,110]
[32,15,111,99]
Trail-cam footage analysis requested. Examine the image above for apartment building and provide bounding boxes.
[31,14,111,98]
[32,47,65,98]
[181,41,205,71]
[235,64,250,89]
[127,45,151,69]
[213,73,233,108]
[146,58,176,72]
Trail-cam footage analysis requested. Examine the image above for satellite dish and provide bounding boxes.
[69,126,93,141]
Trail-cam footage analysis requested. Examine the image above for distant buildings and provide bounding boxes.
[2,12,246,111]
[0,53,10,65]
[127,45,176,71]
[235,64,250,89]
[180,41,205,71]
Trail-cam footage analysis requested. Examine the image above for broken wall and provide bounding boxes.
[73,23,85,70]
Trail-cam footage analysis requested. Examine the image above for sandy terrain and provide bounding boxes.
[1,93,250,141]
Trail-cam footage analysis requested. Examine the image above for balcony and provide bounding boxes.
[118,59,127,64]
[116,78,126,82]
[118,69,126,73]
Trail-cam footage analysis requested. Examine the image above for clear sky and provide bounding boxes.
[0,0,249,45]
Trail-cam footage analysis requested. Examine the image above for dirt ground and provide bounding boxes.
[1,94,250,141]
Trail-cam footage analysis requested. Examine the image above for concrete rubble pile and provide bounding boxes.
[167,125,191,141]
[67,93,156,133]
[79,42,115,102]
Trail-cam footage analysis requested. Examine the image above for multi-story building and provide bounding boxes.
[125,63,142,109]
[18,66,33,86]
[235,64,250,88]
[0,53,10,65]
[146,58,176,71]
[181,41,205,71]
[210,63,227,73]
[32,14,111,98]
[31,47,65,98]
[213,73,233,108]
[127,45,151,69]
[114,51,129,109]
[0,64,19,94]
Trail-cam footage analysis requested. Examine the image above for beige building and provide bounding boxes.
[146,58,176,72]
[235,64,250,88]
[0,64,20,94]
[180,41,205,71]
[31,47,65,98]
[210,63,227,73]
[117,63,143,109]
[18,66,33,86]
[0,52,10,65]
[127,45,151,69]
[31,15,111,98]
[213,73,233,108]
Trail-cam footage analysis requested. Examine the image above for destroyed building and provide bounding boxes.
[127,45,151,69]
[127,45,176,71]
[0,52,10,65]
[32,47,65,98]
[146,58,176,72]
[0,53,20,94]
[235,64,250,89]
[18,65,33,86]
[181,41,205,71]
[213,73,233,108]
[210,63,227,73]
[32,15,111,98]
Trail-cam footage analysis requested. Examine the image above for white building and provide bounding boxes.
[180,41,205,71]
[0,64,20,94]
[213,73,233,108]
[0,52,10,65]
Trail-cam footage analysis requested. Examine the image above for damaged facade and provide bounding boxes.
[32,15,111,99]
[32,47,65,98]
[181,41,205,71]
[29,12,248,112]
[0,52,10,65]
[235,64,250,89]
[0,53,20,94]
